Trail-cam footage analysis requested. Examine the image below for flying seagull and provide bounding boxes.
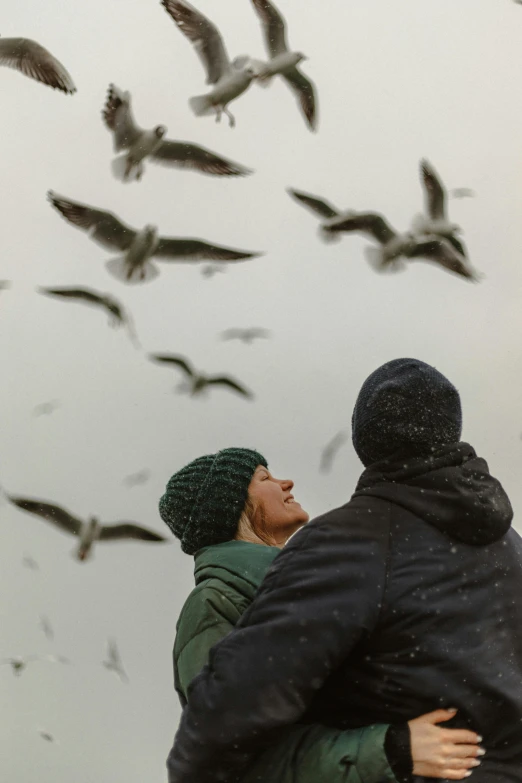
[39,731,55,743]
[221,327,271,344]
[22,554,39,571]
[149,354,254,399]
[8,495,168,561]
[320,430,349,473]
[103,84,252,181]
[287,187,353,243]
[321,211,480,281]
[1,655,69,677]
[47,191,262,284]
[161,0,256,127]
[40,615,54,641]
[33,399,61,417]
[38,286,140,347]
[248,0,317,130]
[450,188,475,199]
[0,37,76,93]
[103,639,129,683]
[413,159,468,258]
[123,469,151,488]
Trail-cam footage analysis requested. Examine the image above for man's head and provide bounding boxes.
[352,358,462,467]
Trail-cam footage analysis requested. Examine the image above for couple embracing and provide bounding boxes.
[159,358,522,783]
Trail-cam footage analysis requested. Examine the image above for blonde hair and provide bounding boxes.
[235,496,278,547]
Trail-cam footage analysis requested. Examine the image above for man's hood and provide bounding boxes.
[354,442,513,546]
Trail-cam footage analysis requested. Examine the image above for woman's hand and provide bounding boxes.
[409,708,484,780]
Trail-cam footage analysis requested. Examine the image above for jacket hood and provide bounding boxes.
[354,442,513,546]
[194,540,278,591]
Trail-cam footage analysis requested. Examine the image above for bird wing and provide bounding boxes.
[161,0,231,84]
[98,524,167,542]
[8,497,83,536]
[288,188,339,219]
[149,354,195,377]
[0,37,76,94]
[205,376,253,398]
[47,192,137,251]
[251,0,288,56]
[411,237,477,280]
[420,159,446,220]
[282,67,317,130]
[39,287,103,305]
[151,140,251,177]
[446,233,468,258]
[102,84,142,152]
[320,431,348,472]
[154,237,260,262]
[329,212,397,244]
[221,329,241,340]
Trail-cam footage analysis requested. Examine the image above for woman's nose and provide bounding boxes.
[280,478,294,490]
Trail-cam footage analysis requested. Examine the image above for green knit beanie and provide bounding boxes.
[159,447,268,555]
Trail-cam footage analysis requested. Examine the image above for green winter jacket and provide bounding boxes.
[174,540,398,783]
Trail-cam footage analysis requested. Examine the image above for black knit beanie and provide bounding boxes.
[159,447,267,555]
[352,358,462,467]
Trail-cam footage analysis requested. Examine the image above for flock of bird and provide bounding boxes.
[2,0,488,749]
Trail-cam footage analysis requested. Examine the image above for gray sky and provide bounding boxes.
[2,0,522,780]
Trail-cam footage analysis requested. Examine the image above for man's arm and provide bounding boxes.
[167,501,391,783]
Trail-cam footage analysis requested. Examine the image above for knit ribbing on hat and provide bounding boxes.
[159,448,267,555]
[352,358,462,467]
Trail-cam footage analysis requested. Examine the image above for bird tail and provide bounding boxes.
[189,94,214,117]
[105,257,160,285]
[111,155,139,183]
[365,245,404,274]
[364,245,387,272]
[319,225,341,244]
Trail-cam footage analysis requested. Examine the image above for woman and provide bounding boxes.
[160,447,482,782]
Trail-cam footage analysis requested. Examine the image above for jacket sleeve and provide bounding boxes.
[175,585,244,702]
[167,505,390,783]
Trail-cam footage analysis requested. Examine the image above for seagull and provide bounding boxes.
[287,187,353,243]
[450,188,475,199]
[22,554,39,571]
[39,731,55,743]
[320,211,480,281]
[40,615,54,641]
[33,399,61,417]
[221,327,271,344]
[38,286,140,347]
[1,655,69,677]
[47,191,262,284]
[413,159,468,258]
[103,639,129,683]
[0,37,76,93]
[161,0,256,127]
[248,0,317,130]
[123,469,151,488]
[103,84,252,182]
[149,354,254,399]
[320,431,349,473]
[7,495,168,561]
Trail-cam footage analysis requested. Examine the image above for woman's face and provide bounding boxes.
[247,465,309,545]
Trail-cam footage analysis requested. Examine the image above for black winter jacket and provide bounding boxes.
[167,443,521,783]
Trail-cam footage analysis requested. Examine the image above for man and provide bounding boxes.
[166,358,522,783]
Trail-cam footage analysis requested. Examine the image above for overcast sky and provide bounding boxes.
[2,0,522,780]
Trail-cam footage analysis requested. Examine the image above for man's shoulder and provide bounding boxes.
[308,494,393,533]
[282,495,392,560]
